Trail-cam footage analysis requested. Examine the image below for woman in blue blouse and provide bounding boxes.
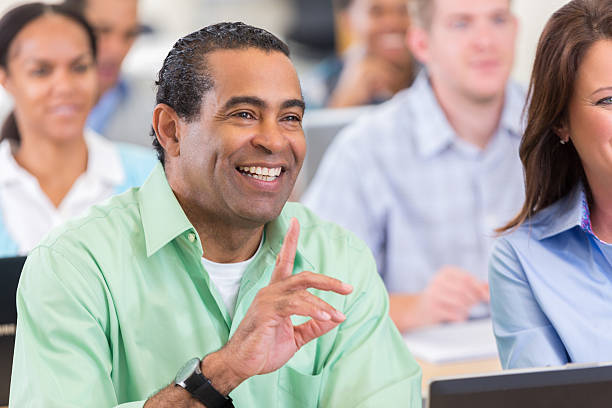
[490,0,612,369]
[0,3,155,257]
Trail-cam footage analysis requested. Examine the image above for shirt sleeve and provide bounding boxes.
[489,238,568,369]
[301,127,388,276]
[318,242,422,407]
[9,245,146,408]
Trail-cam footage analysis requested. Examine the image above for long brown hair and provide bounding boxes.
[499,0,612,233]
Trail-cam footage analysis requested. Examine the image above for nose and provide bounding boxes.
[473,21,495,51]
[251,118,288,154]
[52,68,77,96]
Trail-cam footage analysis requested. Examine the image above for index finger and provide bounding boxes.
[270,218,300,284]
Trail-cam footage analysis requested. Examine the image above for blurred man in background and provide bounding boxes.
[304,0,526,331]
[65,0,154,146]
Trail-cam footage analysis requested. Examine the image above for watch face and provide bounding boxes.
[175,357,201,384]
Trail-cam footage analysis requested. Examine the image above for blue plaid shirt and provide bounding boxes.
[303,71,526,294]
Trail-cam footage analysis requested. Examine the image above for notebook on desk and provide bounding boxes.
[0,256,26,406]
[403,318,498,364]
[427,362,612,408]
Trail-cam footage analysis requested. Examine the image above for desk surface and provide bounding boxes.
[418,357,502,397]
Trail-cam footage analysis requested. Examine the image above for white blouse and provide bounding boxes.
[0,130,126,255]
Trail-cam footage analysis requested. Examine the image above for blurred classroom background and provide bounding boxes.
[0,0,568,96]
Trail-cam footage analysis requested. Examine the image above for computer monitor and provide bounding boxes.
[428,362,612,408]
[0,256,27,406]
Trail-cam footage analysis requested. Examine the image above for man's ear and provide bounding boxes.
[152,103,181,158]
[406,25,430,65]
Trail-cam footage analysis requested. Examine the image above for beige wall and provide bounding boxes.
[512,0,569,86]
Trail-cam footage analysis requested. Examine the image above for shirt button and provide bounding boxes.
[188,233,196,243]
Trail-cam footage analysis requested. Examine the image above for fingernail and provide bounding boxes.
[343,283,353,291]
[334,310,346,321]
[319,311,331,320]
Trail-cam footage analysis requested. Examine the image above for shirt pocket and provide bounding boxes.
[277,364,323,408]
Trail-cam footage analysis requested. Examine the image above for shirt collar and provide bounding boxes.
[409,71,455,158]
[87,78,130,134]
[139,164,313,269]
[408,70,524,158]
[0,130,124,187]
[0,140,24,185]
[532,184,589,240]
[139,163,196,257]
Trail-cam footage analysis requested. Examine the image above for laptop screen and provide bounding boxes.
[428,363,612,408]
[0,256,27,405]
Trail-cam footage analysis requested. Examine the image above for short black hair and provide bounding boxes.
[151,22,291,165]
[0,2,96,143]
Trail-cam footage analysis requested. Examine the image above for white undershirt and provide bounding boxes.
[201,237,264,319]
[0,130,125,254]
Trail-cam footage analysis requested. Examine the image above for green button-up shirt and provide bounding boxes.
[10,164,421,407]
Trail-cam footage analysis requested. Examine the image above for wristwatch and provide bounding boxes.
[175,357,234,408]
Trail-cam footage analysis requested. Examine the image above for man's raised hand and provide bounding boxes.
[210,218,353,390]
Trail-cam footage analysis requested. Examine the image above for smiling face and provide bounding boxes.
[0,14,97,143]
[346,0,411,66]
[413,0,516,103]
[561,39,612,189]
[169,48,306,228]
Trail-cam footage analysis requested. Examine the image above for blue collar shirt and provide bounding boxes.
[304,71,526,294]
[87,78,129,135]
[490,185,612,368]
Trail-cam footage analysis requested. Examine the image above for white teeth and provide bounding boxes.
[238,166,282,181]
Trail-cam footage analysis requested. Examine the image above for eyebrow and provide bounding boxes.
[222,96,266,111]
[590,86,612,96]
[281,99,306,112]
[222,96,305,112]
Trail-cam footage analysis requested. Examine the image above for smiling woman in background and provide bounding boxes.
[490,0,612,369]
[0,2,155,257]
[305,0,416,108]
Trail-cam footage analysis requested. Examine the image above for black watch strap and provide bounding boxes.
[191,376,234,408]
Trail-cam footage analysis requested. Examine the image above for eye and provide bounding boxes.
[234,111,255,120]
[282,114,302,123]
[450,19,469,29]
[596,96,612,105]
[72,63,91,73]
[125,29,140,41]
[31,66,50,77]
[492,14,509,25]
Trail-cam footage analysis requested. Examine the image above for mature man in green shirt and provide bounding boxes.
[10,22,421,407]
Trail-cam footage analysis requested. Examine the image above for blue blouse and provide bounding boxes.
[490,185,612,369]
